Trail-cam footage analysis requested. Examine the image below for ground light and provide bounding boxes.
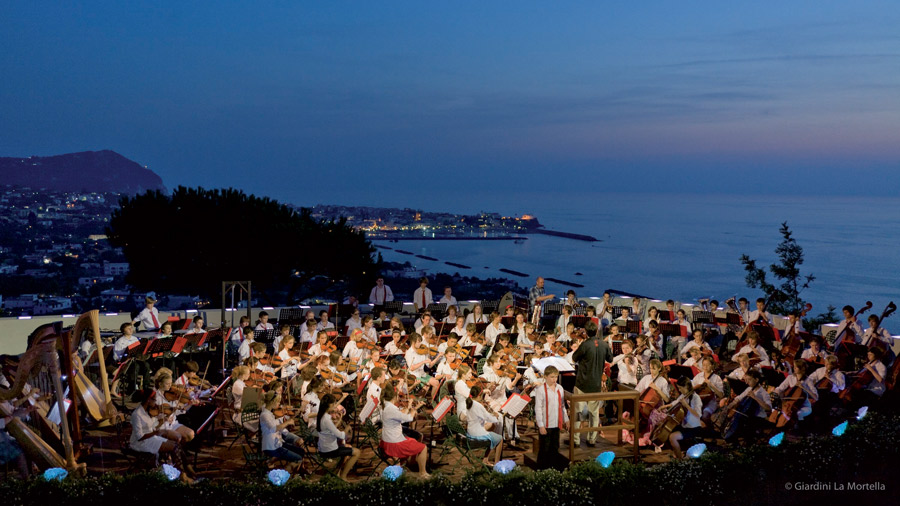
[596,451,616,468]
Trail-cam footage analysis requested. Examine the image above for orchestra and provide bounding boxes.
[0,286,896,486]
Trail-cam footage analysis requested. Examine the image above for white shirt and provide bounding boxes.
[466,400,499,438]
[369,284,394,304]
[611,354,638,386]
[129,405,163,453]
[439,295,459,307]
[381,401,413,443]
[534,383,568,429]
[317,414,345,453]
[485,323,506,345]
[836,319,863,343]
[681,340,712,357]
[404,348,429,376]
[808,367,845,393]
[413,287,433,310]
[435,361,458,382]
[316,321,335,331]
[734,344,770,367]
[866,361,888,396]
[229,327,244,345]
[260,408,283,451]
[674,393,703,428]
[361,382,383,423]
[800,348,826,361]
[232,378,245,411]
[133,307,161,330]
[384,341,404,356]
[465,313,489,325]
[735,385,772,418]
[747,310,773,325]
[278,350,298,378]
[775,374,818,402]
[238,339,254,362]
[361,326,378,343]
[342,341,366,361]
[345,317,362,337]
[636,375,670,398]
[862,327,892,348]
[114,335,139,361]
[186,326,205,335]
[691,371,724,398]
[255,322,274,332]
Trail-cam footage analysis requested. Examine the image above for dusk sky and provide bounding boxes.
[3,2,900,207]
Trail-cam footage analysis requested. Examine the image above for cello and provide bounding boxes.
[834,301,873,369]
[650,394,687,446]
[637,375,666,434]
[781,303,812,368]
[864,302,896,355]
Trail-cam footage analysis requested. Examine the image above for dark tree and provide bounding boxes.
[740,222,815,316]
[106,187,379,304]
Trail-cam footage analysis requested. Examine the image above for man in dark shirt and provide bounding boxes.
[571,322,612,447]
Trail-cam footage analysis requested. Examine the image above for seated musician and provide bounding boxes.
[302,377,327,430]
[644,306,661,331]
[863,315,895,364]
[326,351,354,386]
[255,311,273,332]
[402,333,442,397]
[152,373,195,442]
[299,320,318,345]
[129,389,191,481]
[361,316,378,343]
[674,309,692,334]
[747,298,773,325]
[853,348,888,408]
[809,355,845,394]
[800,338,827,362]
[442,305,459,324]
[681,329,713,361]
[316,394,360,480]
[611,338,639,390]
[597,292,613,327]
[733,332,770,367]
[722,369,772,442]
[273,324,291,351]
[0,398,30,479]
[769,348,793,376]
[342,328,367,363]
[635,359,671,403]
[373,310,390,326]
[308,330,332,358]
[634,334,656,376]
[360,367,387,424]
[229,365,252,423]
[448,315,467,339]
[345,308,363,337]
[727,353,758,381]
[413,313,434,334]
[556,305,573,335]
[604,323,623,348]
[278,335,305,379]
[435,348,460,383]
[251,343,276,376]
[504,305,516,318]
[682,346,704,368]
[543,331,562,355]
[157,321,175,339]
[785,311,802,336]
[465,303,489,325]
[113,322,139,361]
[465,384,504,466]
[485,312,506,347]
[692,356,724,420]
[317,310,335,331]
[186,315,205,335]
[259,391,305,472]
[486,332,512,360]
[480,354,521,442]
[379,383,430,478]
[558,321,575,343]
[522,354,544,390]
[388,316,406,336]
[238,327,255,363]
[774,360,817,423]
[664,377,705,460]
[459,323,487,357]
[295,364,318,398]
[454,364,474,419]
[229,316,251,350]
[384,330,406,357]
[645,321,667,359]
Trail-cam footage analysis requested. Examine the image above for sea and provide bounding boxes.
[352,192,900,333]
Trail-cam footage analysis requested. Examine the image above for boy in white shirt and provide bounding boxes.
[534,365,568,470]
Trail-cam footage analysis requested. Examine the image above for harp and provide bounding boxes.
[0,323,83,474]
[67,310,116,423]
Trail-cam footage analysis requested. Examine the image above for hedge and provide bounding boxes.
[3,412,896,506]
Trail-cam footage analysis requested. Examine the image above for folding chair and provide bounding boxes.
[360,420,400,479]
[228,403,260,450]
[444,414,491,468]
[295,420,341,478]
[117,420,158,472]
[476,358,488,376]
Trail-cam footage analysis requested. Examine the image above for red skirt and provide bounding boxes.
[380,438,425,458]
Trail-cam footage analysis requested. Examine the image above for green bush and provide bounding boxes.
[3,413,896,506]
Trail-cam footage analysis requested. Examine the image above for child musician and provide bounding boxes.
[465,384,503,466]
[733,332,770,367]
[403,333,442,398]
[665,377,704,460]
[611,338,638,390]
[316,394,360,480]
[534,365,568,470]
[260,391,305,473]
[773,360,817,422]
[691,356,724,421]
[681,329,713,361]
[129,389,191,482]
[379,383,430,478]
[384,330,406,357]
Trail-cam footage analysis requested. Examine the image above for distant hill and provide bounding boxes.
[0,150,165,193]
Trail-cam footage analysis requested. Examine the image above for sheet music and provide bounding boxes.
[432,396,454,422]
[532,356,574,373]
[501,393,531,417]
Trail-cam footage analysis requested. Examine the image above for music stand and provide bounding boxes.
[122,339,152,361]
[426,303,447,320]
[474,323,488,334]
[512,293,530,312]
[278,308,306,326]
[142,337,178,358]
[624,320,642,336]
[666,364,694,382]
[543,303,563,316]
[760,366,787,387]
[692,311,716,325]
[658,310,676,322]
[724,313,742,325]
[383,301,403,315]
[337,304,357,318]
[480,300,500,314]
[500,316,515,328]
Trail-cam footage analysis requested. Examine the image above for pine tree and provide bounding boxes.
[739,222,815,315]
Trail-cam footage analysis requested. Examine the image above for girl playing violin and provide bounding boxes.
[273,324,292,352]
[384,329,406,357]
[459,323,487,357]
[342,329,367,362]
[379,383,430,479]
[129,389,192,482]
[309,330,334,357]
[454,364,474,419]
[465,384,504,466]
[402,333,442,399]
[153,372,195,443]
[259,391,305,473]
[485,311,506,348]
[692,356,725,421]
[229,365,256,426]
[435,348,460,383]
[277,335,306,379]
[316,394,360,480]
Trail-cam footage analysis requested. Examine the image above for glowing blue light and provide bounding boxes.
[768,432,784,447]
[686,443,707,459]
[596,451,616,468]
[267,469,290,486]
[832,421,848,437]
[857,406,868,420]
[382,465,404,481]
[162,464,181,481]
[43,467,68,481]
[494,460,516,474]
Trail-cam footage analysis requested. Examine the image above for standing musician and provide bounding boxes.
[664,377,705,460]
[571,322,612,447]
[534,365,568,470]
[133,294,161,330]
[747,298,773,326]
[368,277,394,305]
[528,277,556,320]
[412,277,433,313]
[439,286,459,308]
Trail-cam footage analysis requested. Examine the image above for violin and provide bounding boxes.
[466,377,488,389]
[447,357,464,370]
[273,405,297,418]
[416,343,440,358]
[336,358,360,374]
[550,341,568,357]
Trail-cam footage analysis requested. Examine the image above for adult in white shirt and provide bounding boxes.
[133,295,161,330]
[412,277,433,312]
[114,322,139,361]
[438,286,458,308]
[368,277,394,305]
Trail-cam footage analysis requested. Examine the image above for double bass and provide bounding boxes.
[864,302,896,355]
[781,303,812,368]
[834,301,872,369]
